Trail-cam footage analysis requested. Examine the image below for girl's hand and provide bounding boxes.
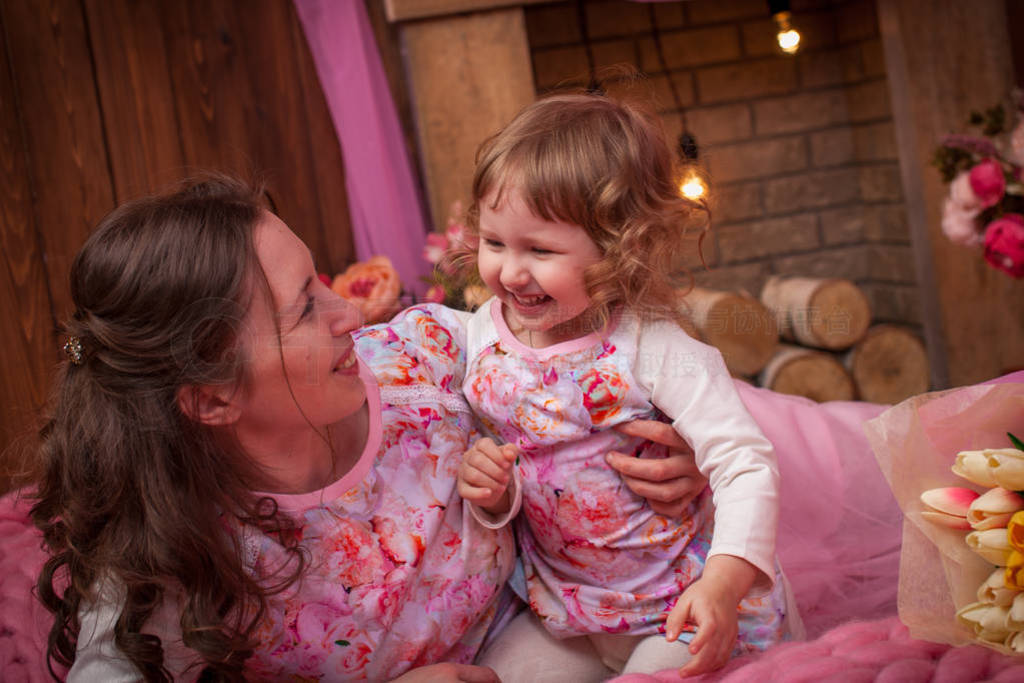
[607,419,706,518]
[666,555,757,677]
[389,662,500,682]
[457,437,517,514]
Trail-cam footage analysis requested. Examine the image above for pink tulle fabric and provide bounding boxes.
[735,383,902,638]
[0,491,62,682]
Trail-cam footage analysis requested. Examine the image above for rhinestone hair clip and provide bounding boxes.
[63,336,84,365]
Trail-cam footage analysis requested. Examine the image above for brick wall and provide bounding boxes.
[525,0,920,329]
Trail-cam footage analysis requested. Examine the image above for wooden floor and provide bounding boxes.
[0,0,355,492]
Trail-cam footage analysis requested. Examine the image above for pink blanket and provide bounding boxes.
[0,491,60,682]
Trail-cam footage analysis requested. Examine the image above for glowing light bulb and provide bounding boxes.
[777,29,800,53]
[773,10,800,55]
[680,176,706,200]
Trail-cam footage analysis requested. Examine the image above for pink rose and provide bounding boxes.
[1011,121,1024,166]
[983,214,1024,278]
[422,232,449,265]
[950,171,982,211]
[969,158,1007,209]
[331,256,402,324]
[423,284,446,304]
[941,197,983,246]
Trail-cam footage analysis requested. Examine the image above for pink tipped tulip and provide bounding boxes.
[920,487,979,529]
[968,487,1024,530]
[969,158,1007,209]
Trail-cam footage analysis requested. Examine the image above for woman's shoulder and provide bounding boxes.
[354,304,470,394]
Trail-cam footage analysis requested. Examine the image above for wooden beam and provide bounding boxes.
[384,0,547,23]
[879,0,1024,387]
[401,7,535,229]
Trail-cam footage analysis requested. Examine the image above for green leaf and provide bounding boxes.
[1009,432,1024,451]
[334,640,350,647]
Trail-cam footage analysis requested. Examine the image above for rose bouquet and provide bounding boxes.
[865,380,1024,653]
[421,201,492,311]
[935,98,1024,278]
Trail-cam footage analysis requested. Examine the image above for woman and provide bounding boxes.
[32,177,704,681]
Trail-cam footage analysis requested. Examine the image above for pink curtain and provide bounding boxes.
[293,0,431,296]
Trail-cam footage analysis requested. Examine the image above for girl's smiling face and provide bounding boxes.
[476,186,603,347]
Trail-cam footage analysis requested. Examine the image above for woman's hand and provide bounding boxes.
[607,419,706,518]
[389,662,500,682]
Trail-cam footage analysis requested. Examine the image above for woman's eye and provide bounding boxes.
[300,296,315,319]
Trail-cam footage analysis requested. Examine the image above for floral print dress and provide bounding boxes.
[240,305,516,680]
[463,299,787,653]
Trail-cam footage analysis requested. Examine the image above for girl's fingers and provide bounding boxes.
[465,453,511,484]
[458,483,498,504]
[459,463,507,492]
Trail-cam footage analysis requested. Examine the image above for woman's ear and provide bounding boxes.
[176,384,241,426]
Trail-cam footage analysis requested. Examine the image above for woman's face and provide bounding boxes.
[234,212,366,437]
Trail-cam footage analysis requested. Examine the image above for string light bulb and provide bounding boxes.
[680,174,707,201]
[676,133,708,201]
[769,0,801,55]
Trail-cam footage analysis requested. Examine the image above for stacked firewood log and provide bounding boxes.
[680,276,930,404]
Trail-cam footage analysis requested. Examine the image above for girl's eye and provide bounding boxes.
[532,247,553,255]
[484,238,503,248]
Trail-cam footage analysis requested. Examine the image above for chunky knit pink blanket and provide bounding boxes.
[0,491,61,682]
[612,617,1024,682]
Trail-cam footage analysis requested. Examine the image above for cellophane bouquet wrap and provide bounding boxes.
[864,381,1024,650]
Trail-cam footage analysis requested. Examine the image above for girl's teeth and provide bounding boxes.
[338,353,356,370]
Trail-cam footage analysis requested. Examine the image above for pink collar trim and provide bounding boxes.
[488,297,618,360]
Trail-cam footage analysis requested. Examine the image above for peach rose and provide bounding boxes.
[331,256,402,324]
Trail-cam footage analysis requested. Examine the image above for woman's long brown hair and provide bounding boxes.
[31,176,304,680]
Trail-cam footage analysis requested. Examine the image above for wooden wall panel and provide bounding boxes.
[402,8,536,229]
[85,0,186,200]
[0,13,58,488]
[0,0,355,491]
[157,0,352,273]
[1,0,116,319]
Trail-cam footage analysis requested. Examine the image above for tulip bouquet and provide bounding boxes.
[934,97,1024,278]
[865,379,1024,652]
[421,201,492,311]
[919,434,1024,652]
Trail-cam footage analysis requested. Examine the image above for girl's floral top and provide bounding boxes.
[463,299,782,643]
[241,305,516,680]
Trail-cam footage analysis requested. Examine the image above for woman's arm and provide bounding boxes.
[607,419,706,518]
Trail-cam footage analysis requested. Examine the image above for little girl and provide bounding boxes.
[455,92,792,680]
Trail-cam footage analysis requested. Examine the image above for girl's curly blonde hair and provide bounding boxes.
[460,89,707,330]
